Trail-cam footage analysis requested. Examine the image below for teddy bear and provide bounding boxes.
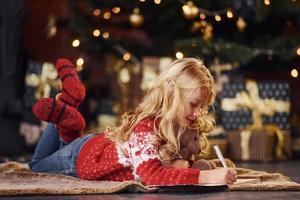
[162,128,212,170]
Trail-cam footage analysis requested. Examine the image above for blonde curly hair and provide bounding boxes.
[108,58,216,160]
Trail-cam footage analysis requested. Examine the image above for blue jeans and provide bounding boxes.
[29,123,95,177]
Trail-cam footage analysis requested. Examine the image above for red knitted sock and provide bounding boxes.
[32,98,85,142]
[57,124,84,142]
[55,58,86,107]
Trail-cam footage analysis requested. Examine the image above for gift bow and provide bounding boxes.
[25,62,61,100]
[221,79,290,127]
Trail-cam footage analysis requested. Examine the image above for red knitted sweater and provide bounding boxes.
[76,118,200,185]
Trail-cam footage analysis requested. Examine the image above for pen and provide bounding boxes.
[213,145,228,169]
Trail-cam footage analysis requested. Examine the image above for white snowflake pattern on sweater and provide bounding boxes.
[127,126,160,180]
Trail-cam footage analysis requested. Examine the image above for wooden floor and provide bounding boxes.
[1,160,300,200]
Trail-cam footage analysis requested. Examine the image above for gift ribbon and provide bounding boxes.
[265,125,285,158]
[25,62,61,100]
[240,130,251,160]
[239,125,285,160]
[221,79,290,127]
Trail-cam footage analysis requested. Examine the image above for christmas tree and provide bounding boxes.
[67,0,300,70]
[66,0,300,141]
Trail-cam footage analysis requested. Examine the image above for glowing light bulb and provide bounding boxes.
[264,0,270,5]
[227,10,233,18]
[199,13,206,20]
[112,7,121,14]
[76,65,83,72]
[176,52,184,59]
[215,15,221,22]
[103,12,111,20]
[103,32,110,39]
[296,48,300,56]
[72,39,80,47]
[93,29,100,37]
[154,0,161,4]
[76,58,84,66]
[123,53,131,61]
[291,69,298,78]
[93,9,101,16]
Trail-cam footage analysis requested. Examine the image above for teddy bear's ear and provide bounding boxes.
[181,128,197,139]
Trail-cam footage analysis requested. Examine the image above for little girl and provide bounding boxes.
[29,58,237,186]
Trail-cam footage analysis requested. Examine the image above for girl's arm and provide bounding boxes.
[129,125,237,185]
[129,128,200,185]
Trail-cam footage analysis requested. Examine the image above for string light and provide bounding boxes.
[215,15,221,22]
[103,11,111,20]
[176,51,184,59]
[130,8,144,27]
[236,17,247,31]
[226,10,233,18]
[182,5,191,13]
[93,29,100,37]
[103,32,110,39]
[179,0,229,18]
[76,58,84,66]
[291,69,298,78]
[76,65,83,72]
[296,47,300,56]
[76,58,84,72]
[112,7,121,14]
[199,13,206,19]
[264,0,270,5]
[88,1,296,65]
[93,9,101,16]
[123,52,131,61]
[72,39,80,47]
[182,1,199,20]
[154,0,161,4]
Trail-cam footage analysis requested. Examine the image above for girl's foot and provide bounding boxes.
[55,58,86,107]
[32,98,85,142]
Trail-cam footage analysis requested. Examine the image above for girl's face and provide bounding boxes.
[180,88,209,127]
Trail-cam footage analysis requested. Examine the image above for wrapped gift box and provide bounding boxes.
[227,126,291,161]
[24,61,60,107]
[23,61,60,123]
[217,80,291,131]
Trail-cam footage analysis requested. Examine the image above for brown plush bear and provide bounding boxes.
[162,128,212,170]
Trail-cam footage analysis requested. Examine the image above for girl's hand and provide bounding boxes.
[198,168,237,185]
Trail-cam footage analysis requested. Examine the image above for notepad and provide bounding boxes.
[153,178,260,190]
[234,178,261,185]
